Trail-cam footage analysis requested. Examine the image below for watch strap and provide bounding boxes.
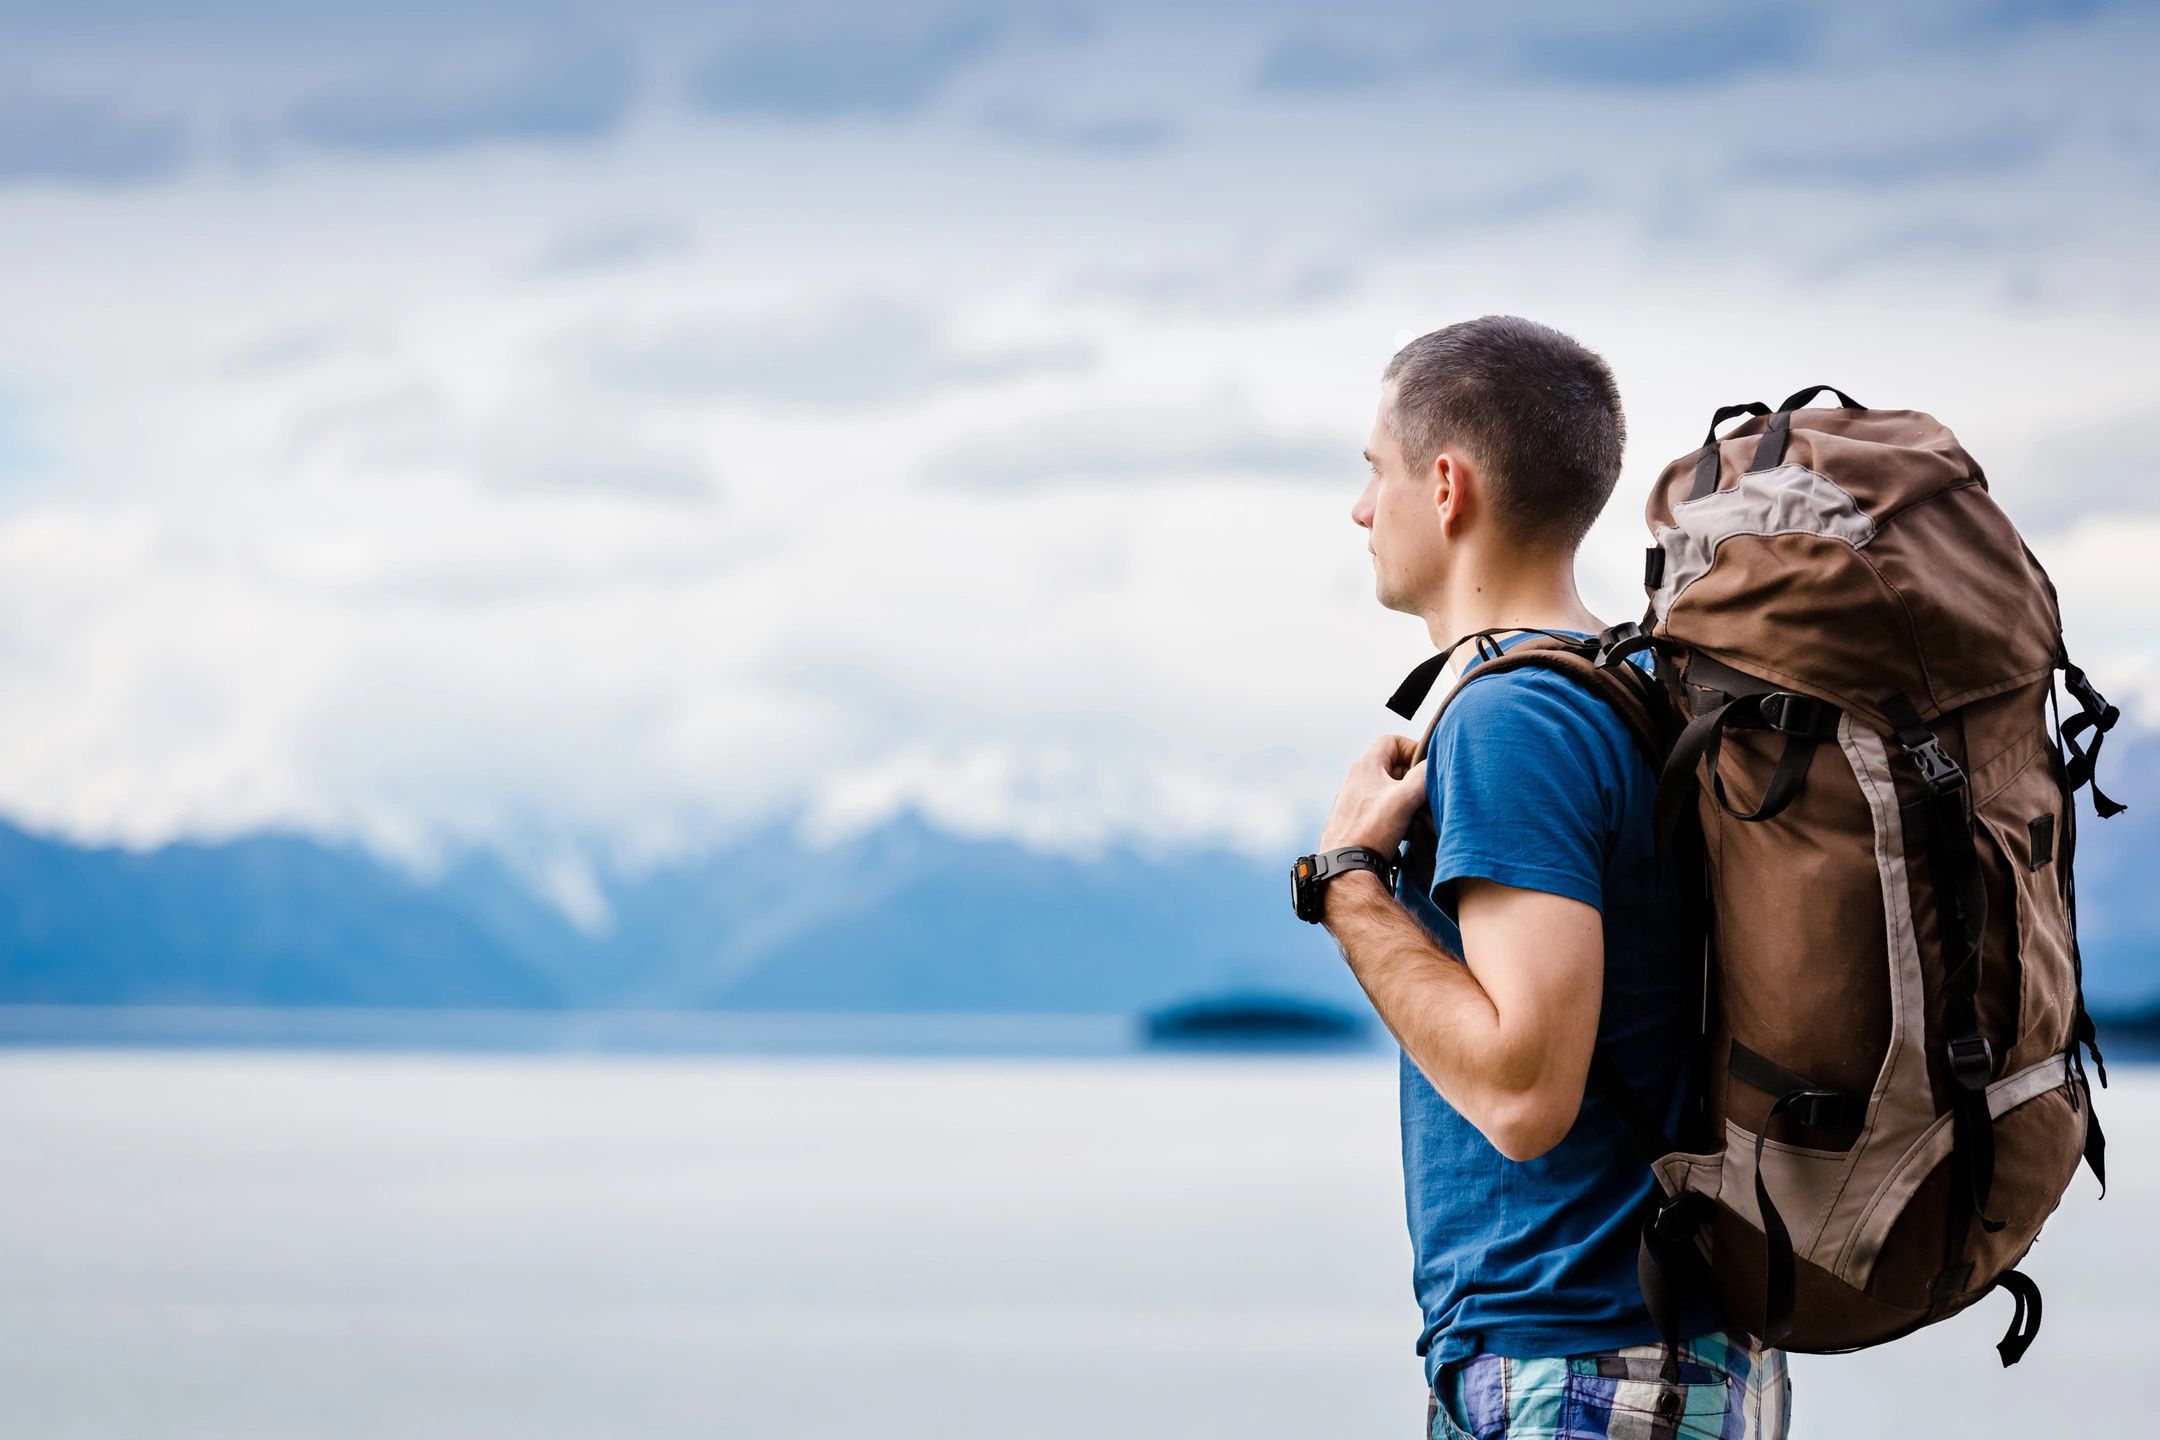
[1312,845,1398,885]
[1293,844,1401,923]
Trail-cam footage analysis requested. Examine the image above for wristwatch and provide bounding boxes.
[1291,845,1400,923]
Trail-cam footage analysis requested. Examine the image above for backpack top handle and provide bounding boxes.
[1689,401,1772,499]
[1747,385,1868,474]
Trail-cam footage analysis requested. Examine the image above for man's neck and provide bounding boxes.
[1420,549,1603,657]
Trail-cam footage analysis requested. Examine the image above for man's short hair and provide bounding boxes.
[1381,315,1625,555]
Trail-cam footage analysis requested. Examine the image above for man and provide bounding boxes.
[1310,317,1790,1439]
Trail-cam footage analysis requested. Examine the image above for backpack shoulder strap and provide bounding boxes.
[1406,633,1673,774]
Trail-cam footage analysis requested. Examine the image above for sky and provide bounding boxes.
[0,0,2154,909]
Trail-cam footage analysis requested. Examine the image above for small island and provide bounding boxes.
[1142,992,1373,1051]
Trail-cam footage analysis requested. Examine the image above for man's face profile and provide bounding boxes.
[1357,383,1448,616]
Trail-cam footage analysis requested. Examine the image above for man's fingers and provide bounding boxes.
[1367,733,1417,777]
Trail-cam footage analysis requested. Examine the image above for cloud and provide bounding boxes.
[1955,0,2147,36]
[481,434,716,505]
[220,323,375,379]
[1990,405,2160,534]
[1512,10,1807,88]
[1067,256,1357,313]
[286,384,451,469]
[0,391,52,481]
[532,216,695,275]
[1736,121,2052,188]
[0,92,190,185]
[1251,36,1393,95]
[1802,216,2048,280]
[979,105,1175,154]
[923,401,1350,489]
[578,297,1093,406]
[1394,173,1597,236]
[686,15,999,121]
[286,45,639,154]
[280,378,714,504]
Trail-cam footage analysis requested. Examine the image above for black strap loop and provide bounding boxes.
[2059,659,2127,817]
[1706,725,1820,822]
[1655,700,1738,861]
[2079,1055,2108,1196]
[1729,1041,1865,1130]
[1690,401,1771,499]
[1746,387,1867,474]
[1992,1269,2043,1367]
[1707,686,1839,822]
[1774,385,1865,413]
[1754,1086,1837,1347]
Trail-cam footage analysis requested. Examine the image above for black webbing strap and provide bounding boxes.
[1593,1049,1675,1165]
[1652,690,1839,866]
[1728,1041,1865,1130]
[1881,693,2005,1248]
[2059,657,2127,818]
[1690,402,1771,500]
[1592,1050,1709,1387]
[1991,1268,2044,1366]
[2077,1052,2108,1197]
[1754,1088,1821,1346]
[1654,701,1735,862]
[1702,711,1830,822]
[2048,669,2112,1195]
[1384,625,1606,721]
[1746,385,1866,474]
[1738,1041,1865,1347]
[2049,672,2111,1091]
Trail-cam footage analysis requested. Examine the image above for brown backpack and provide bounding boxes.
[1389,385,2122,1370]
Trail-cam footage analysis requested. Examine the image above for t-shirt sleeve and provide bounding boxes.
[1423,671,1620,923]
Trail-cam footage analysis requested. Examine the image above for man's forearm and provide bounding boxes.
[1319,870,1545,1154]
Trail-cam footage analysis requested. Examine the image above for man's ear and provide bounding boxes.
[1430,451,1466,539]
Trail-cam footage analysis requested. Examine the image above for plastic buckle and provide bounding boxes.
[1649,1188,1707,1243]
[1905,736,1965,796]
[1947,1035,1994,1092]
[1593,621,1643,668]
[1759,691,1830,736]
[1787,1091,1856,1130]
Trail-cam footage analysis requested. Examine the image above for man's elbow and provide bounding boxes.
[1484,1088,1583,1163]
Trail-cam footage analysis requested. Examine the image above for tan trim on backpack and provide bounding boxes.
[1649,463,1876,622]
[1815,716,1938,1285]
[1839,1053,2074,1285]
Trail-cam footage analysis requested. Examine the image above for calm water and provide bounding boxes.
[1,1051,2152,1439]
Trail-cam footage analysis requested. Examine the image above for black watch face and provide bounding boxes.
[1291,855,1315,919]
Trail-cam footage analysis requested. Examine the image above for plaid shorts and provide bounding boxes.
[1425,1331,1789,1440]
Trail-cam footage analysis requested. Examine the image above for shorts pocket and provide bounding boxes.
[1427,1388,1476,1440]
[1562,1353,1739,1440]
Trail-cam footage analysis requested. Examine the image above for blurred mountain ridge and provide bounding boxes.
[0,808,1361,1016]
[0,729,2154,1017]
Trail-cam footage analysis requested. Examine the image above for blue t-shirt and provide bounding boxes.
[1391,628,1712,1381]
